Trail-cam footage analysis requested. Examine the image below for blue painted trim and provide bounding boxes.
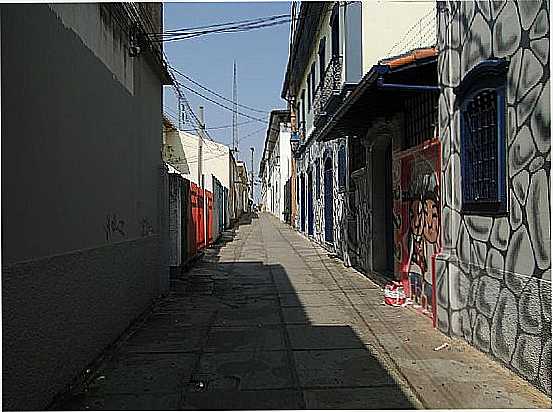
[376,77,440,92]
[458,58,509,215]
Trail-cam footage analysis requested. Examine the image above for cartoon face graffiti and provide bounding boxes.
[422,190,440,244]
[405,159,440,312]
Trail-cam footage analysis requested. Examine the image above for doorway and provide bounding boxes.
[324,156,334,243]
[300,173,306,232]
[307,169,314,236]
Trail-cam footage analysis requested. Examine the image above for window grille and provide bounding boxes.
[404,92,437,149]
[456,59,508,214]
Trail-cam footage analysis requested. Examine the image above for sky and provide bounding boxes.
[163,2,292,202]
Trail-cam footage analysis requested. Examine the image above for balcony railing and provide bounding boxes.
[313,56,343,123]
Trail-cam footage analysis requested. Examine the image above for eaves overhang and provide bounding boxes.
[314,47,438,143]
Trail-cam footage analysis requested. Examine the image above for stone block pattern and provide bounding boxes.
[297,137,350,261]
[437,0,551,395]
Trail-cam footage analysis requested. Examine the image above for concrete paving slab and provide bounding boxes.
[303,387,416,410]
[293,348,396,388]
[195,350,294,390]
[213,300,282,326]
[181,389,304,410]
[276,281,341,293]
[121,326,206,353]
[287,325,368,350]
[57,393,180,410]
[205,325,286,352]
[279,290,350,307]
[88,353,198,395]
[281,304,362,326]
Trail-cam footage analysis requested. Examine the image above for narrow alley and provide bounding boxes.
[54,214,550,410]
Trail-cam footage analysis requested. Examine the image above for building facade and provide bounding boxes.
[282,1,436,262]
[281,0,550,395]
[1,4,171,409]
[259,110,292,222]
[435,0,551,394]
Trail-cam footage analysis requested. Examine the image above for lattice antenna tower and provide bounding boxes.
[232,60,239,154]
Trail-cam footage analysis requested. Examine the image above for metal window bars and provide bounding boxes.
[461,89,498,204]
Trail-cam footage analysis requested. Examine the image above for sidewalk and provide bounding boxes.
[53,213,551,410]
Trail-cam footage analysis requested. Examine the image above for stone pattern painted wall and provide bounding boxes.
[297,137,350,260]
[436,0,551,394]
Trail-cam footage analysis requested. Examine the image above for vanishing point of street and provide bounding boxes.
[54,214,550,410]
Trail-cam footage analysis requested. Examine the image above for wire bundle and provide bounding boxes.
[148,14,291,43]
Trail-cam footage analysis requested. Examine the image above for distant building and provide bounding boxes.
[234,161,250,218]
[259,110,292,222]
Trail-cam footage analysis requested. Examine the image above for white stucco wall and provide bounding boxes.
[361,1,436,71]
[203,139,231,191]
[279,125,292,222]
[163,130,199,185]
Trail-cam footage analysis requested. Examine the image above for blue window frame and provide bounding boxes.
[455,60,508,215]
[338,145,347,191]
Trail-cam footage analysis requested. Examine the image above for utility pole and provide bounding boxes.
[198,106,206,247]
[198,106,205,188]
[250,147,254,207]
[232,61,238,154]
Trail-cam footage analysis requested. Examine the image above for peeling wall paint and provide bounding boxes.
[436,0,551,395]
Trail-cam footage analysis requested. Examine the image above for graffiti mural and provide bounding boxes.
[436,0,551,395]
[296,136,351,262]
[394,140,441,318]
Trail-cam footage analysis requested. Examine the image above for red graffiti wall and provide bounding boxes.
[393,139,441,322]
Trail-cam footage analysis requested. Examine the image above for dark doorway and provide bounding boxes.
[371,138,394,277]
[324,156,334,243]
[307,170,314,236]
[300,173,306,232]
[384,143,394,274]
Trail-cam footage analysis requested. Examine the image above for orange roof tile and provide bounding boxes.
[382,47,437,70]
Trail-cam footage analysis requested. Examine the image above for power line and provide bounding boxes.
[181,119,255,132]
[232,60,238,153]
[169,66,269,114]
[148,14,291,42]
[175,80,268,124]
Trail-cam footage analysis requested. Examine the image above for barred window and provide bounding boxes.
[456,59,508,215]
[404,92,437,149]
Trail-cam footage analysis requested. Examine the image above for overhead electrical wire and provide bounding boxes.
[181,119,255,132]
[168,66,269,114]
[148,14,291,42]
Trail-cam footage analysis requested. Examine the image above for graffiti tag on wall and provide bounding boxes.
[104,213,126,242]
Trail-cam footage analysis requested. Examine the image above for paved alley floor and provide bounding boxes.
[55,213,551,410]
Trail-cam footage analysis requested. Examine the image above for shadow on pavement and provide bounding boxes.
[51,215,416,410]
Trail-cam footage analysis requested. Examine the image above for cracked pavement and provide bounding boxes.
[54,213,552,410]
